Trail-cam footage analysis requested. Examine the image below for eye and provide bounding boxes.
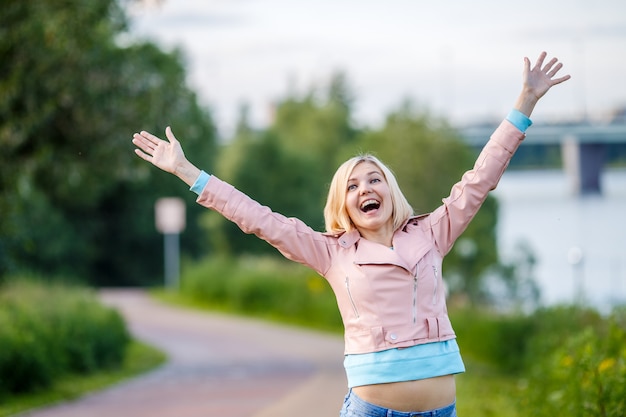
[370,178,381,184]
[347,184,357,191]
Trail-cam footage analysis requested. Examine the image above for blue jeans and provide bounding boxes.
[339,389,457,417]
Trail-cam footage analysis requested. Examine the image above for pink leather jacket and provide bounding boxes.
[196,120,524,354]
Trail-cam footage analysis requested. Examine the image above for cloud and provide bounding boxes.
[515,22,626,41]
[151,12,248,28]
[127,0,626,134]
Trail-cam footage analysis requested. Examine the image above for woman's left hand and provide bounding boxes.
[523,51,571,101]
[515,51,571,116]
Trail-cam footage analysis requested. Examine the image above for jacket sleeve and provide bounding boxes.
[424,119,525,255]
[196,175,334,275]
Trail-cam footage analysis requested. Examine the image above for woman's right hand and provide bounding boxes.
[132,126,201,186]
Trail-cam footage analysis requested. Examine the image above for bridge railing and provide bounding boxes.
[458,121,626,195]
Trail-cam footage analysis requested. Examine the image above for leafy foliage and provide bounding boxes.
[177,255,342,331]
[453,304,626,416]
[521,308,626,416]
[2,1,509,299]
[0,0,217,285]
[0,278,130,396]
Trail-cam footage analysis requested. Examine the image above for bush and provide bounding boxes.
[450,308,534,373]
[180,255,342,331]
[0,278,130,396]
[520,310,626,416]
[452,305,625,416]
[0,304,55,393]
[451,305,607,375]
[522,305,604,372]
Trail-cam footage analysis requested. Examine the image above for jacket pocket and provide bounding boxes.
[384,316,455,345]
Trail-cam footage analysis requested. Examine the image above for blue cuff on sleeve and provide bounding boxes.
[190,170,211,195]
[506,109,532,133]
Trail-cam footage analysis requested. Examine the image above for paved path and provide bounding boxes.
[20,289,347,417]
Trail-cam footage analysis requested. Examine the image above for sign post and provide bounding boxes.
[155,198,186,290]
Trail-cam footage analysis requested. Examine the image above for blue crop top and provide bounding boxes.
[344,339,465,387]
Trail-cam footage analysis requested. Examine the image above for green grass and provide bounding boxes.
[0,340,166,417]
[456,356,522,417]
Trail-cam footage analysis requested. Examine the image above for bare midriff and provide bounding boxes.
[352,374,456,412]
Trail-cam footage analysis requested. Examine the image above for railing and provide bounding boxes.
[459,121,626,146]
[458,121,626,195]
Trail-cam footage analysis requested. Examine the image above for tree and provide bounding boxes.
[270,72,358,176]
[202,74,359,255]
[0,1,217,285]
[487,240,541,312]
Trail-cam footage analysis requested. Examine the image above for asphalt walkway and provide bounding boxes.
[19,289,347,417]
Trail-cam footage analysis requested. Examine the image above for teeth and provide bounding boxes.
[360,199,380,211]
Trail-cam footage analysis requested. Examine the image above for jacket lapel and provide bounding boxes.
[393,225,433,267]
[350,228,433,273]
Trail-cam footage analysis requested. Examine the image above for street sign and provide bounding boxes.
[155,197,186,234]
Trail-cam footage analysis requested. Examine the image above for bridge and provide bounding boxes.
[459,120,626,195]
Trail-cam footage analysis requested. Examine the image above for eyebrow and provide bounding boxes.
[348,171,382,182]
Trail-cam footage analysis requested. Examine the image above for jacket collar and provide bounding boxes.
[334,219,433,271]
[335,213,428,249]
[338,229,360,248]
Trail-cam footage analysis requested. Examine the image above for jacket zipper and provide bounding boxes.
[412,265,419,324]
[345,276,359,318]
[432,265,439,305]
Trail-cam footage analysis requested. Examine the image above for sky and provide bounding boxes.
[126,0,626,137]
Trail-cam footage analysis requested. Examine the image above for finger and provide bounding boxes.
[550,74,571,86]
[547,62,564,78]
[132,134,156,152]
[139,130,164,146]
[165,126,178,144]
[134,148,153,163]
[523,56,531,74]
[534,51,547,69]
[542,57,558,73]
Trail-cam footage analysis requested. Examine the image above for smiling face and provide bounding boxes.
[345,161,394,241]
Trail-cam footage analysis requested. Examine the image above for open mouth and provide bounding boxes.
[360,199,380,213]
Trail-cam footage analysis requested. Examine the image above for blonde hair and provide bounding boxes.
[324,154,414,234]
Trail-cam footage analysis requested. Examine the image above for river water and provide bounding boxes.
[492,168,626,310]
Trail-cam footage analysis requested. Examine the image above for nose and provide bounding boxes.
[360,183,372,195]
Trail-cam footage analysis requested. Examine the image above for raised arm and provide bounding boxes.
[514,51,571,117]
[132,126,201,186]
[426,52,570,254]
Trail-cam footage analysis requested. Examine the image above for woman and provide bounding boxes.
[132,52,569,416]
